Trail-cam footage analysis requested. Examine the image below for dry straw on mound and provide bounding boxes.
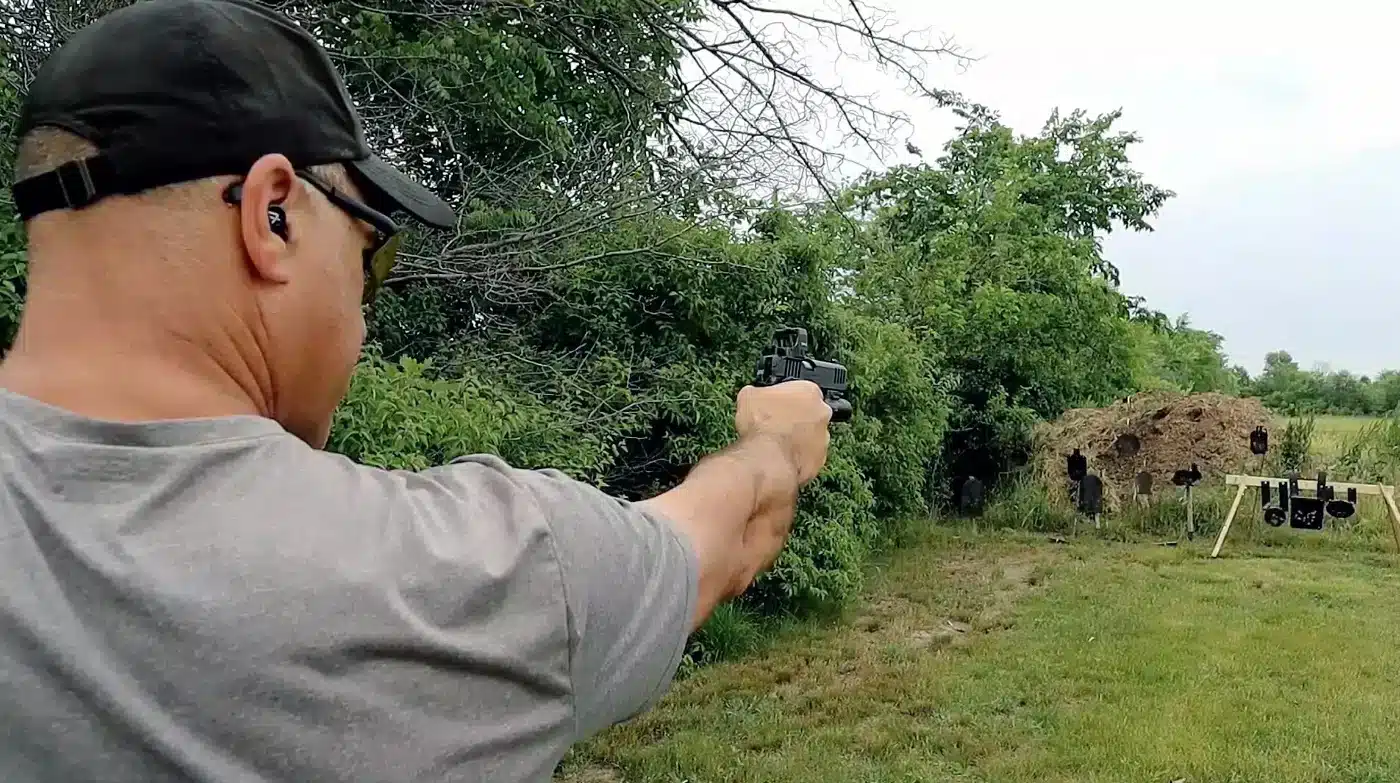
[1032,391,1271,510]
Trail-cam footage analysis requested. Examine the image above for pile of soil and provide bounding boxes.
[1032,391,1271,510]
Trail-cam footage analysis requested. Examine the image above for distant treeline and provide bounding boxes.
[1243,351,1400,417]
[1112,312,1400,419]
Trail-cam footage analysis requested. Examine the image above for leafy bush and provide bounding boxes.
[0,218,25,352]
[330,353,613,478]
[835,311,949,520]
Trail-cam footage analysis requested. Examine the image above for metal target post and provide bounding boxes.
[1249,426,1269,534]
[1172,464,1203,541]
[1187,485,1193,539]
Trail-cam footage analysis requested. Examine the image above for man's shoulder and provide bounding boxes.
[186,442,584,709]
[300,449,597,533]
[265,447,572,563]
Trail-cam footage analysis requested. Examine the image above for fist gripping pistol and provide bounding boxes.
[753,327,852,423]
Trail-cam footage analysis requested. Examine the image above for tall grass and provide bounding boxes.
[1272,415,1315,475]
[1334,415,1400,484]
[979,474,1237,541]
[679,603,765,676]
[974,469,1395,552]
[979,477,1078,533]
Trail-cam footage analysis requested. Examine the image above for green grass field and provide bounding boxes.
[1306,415,1377,436]
[1287,414,1376,465]
[559,529,1400,783]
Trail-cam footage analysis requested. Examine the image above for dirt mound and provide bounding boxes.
[1032,391,1270,509]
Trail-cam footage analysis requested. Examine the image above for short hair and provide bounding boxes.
[13,126,98,182]
[12,126,349,205]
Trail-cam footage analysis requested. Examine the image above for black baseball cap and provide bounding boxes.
[10,0,455,229]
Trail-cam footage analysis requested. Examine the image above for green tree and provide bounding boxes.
[1245,350,1388,415]
[1130,314,1239,394]
[841,107,1173,484]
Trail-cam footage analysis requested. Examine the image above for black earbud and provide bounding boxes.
[267,205,288,240]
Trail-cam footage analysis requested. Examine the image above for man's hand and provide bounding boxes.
[640,380,834,630]
[735,381,832,486]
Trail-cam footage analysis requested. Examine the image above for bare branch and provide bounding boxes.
[0,0,970,332]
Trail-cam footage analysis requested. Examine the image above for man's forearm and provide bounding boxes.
[640,434,801,630]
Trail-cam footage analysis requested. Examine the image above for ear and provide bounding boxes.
[238,154,299,284]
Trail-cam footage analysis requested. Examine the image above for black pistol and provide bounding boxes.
[753,327,852,423]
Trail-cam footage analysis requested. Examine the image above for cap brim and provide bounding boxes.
[347,154,456,229]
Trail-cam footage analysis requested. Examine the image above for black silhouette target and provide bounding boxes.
[959,477,985,517]
[1250,426,1269,456]
[1067,449,1087,482]
[1077,474,1103,515]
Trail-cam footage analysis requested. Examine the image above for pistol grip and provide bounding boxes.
[828,397,852,424]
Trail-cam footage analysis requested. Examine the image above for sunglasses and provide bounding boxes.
[223,169,403,305]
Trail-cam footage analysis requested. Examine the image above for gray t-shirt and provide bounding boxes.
[0,388,698,782]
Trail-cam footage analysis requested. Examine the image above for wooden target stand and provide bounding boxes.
[1210,474,1400,557]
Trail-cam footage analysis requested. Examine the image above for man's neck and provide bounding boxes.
[9,213,282,425]
[0,324,271,424]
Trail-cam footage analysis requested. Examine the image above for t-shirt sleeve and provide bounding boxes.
[435,455,699,739]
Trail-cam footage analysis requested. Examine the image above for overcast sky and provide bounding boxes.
[809,0,1400,376]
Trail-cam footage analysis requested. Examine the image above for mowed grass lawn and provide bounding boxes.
[560,530,1400,783]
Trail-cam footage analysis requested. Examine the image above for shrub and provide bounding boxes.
[1273,416,1316,476]
[329,353,613,479]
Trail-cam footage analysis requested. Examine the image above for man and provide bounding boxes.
[0,1,832,781]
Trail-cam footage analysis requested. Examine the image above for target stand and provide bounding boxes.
[1210,474,1400,558]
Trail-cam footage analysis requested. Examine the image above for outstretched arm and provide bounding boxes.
[414,381,831,737]
[642,382,830,631]
[641,434,799,630]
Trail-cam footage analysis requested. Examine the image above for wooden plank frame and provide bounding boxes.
[1210,474,1400,558]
